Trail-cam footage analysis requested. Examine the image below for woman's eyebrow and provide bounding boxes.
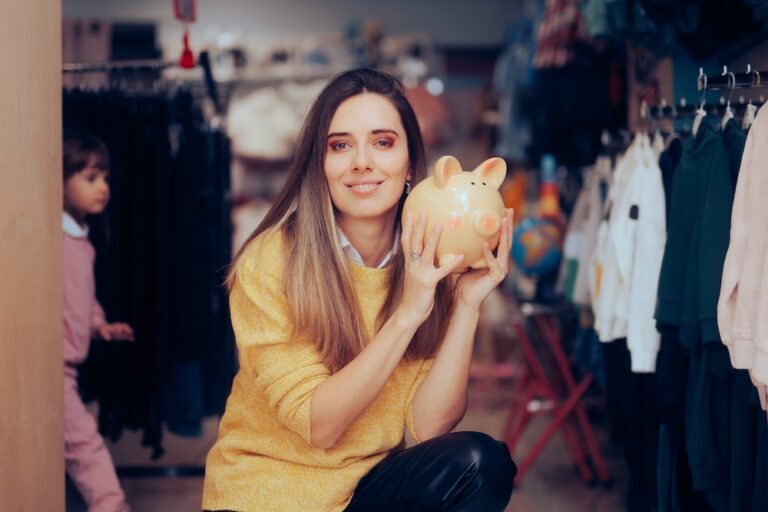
[327,129,399,138]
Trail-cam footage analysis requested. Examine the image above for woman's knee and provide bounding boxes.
[446,431,515,474]
[442,432,516,508]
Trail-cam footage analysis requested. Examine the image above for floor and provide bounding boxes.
[67,379,628,512]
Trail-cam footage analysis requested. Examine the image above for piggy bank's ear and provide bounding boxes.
[433,156,463,189]
[472,157,507,189]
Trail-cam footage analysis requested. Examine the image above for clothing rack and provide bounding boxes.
[63,53,225,484]
[646,100,765,120]
[697,65,767,92]
[62,59,180,74]
[62,51,222,114]
[643,66,767,119]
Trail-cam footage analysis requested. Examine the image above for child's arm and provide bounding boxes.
[90,299,106,335]
[91,299,134,341]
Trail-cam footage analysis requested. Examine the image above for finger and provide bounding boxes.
[101,329,112,341]
[436,254,465,279]
[498,215,512,262]
[421,223,442,266]
[482,242,504,280]
[497,216,509,255]
[401,212,414,258]
[411,211,428,255]
[483,242,495,263]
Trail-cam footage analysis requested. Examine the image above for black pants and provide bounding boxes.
[345,431,515,511]
[207,431,515,512]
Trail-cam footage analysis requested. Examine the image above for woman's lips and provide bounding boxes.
[346,181,383,194]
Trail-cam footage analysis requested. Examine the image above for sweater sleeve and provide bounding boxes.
[231,236,331,445]
[404,357,435,443]
[698,142,733,343]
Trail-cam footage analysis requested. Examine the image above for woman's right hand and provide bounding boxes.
[398,212,465,327]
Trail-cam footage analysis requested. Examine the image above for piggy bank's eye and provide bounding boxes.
[470,181,476,185]
[482,182,487,186]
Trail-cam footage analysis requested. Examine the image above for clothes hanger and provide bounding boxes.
[692,68,707,136]
[743,65,759,130]
[651,98,666,153]
[664,98,679,147]
[721,67,735,130]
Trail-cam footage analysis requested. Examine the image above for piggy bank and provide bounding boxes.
[402,155,507,273]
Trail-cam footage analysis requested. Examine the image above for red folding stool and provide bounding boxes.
[503,302,611,486]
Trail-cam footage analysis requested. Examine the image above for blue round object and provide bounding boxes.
[511,218,563,276]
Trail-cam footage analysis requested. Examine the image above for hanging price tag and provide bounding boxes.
[173,0,196,23]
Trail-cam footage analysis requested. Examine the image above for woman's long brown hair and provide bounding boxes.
[228,68,453,372]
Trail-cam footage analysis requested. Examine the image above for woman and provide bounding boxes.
[203,68,516,512]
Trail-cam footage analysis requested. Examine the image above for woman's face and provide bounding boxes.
[324,92,410,228]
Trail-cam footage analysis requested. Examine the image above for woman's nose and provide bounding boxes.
[353,147,372,171]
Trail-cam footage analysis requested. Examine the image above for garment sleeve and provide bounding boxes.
[718,120,756,367]
[403,357,435,443]
[90,297,106,336]
[698,144,733,343]
[231,246,331,445]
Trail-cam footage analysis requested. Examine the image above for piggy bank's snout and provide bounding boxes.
[472,209,501,237]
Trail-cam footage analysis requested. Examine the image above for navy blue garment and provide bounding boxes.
[729,370,757,512]
[526,44,613,168]
[604,339,658,512]
[752,403,768,511]
[574,327,606,388]
[685,342,732,511]
[67,88,236,456]
[658,136,682,227]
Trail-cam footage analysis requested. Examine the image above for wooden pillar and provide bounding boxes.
[0,1,63,510]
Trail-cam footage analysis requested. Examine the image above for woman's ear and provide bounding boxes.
[433,156,463,189]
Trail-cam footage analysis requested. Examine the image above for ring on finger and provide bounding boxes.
[410,250,422,261]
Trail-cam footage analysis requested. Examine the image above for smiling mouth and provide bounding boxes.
[347,181,383,192]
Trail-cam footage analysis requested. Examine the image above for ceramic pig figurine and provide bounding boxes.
[402,155,507,273]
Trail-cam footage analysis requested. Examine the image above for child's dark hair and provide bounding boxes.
[63,132,110,180]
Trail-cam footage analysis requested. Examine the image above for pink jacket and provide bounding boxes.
[63,213,105,378]
[718,104,768,387]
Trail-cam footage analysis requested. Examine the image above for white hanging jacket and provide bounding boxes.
[593,135,667,372]
[561,156,611,306]
[592,142,638,342]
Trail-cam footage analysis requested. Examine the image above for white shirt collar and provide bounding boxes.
[338,228,399,269]
[62,212,89,238]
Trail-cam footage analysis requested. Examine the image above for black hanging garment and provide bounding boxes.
[66,88,236,458]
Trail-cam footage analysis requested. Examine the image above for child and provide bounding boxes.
[63,133,134,512]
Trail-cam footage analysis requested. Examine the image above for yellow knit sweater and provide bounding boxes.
[202,229,432,512]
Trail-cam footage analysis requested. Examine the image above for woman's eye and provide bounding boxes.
[330,141,350,150]
[374,139,393,148]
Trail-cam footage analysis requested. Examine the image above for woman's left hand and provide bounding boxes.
[455,208,514,311]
